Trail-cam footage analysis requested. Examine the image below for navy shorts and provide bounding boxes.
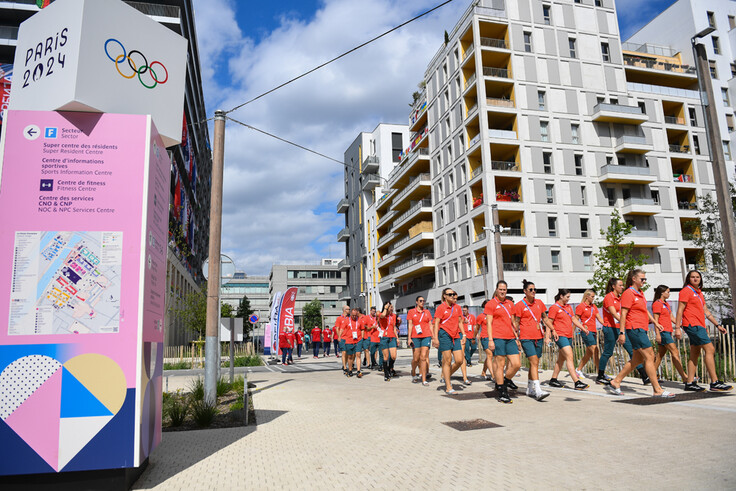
[411,337,431,348]
[493,338,519,356]
[439,329,461,353]
[521,339,543,358]
[581,331,597,347]
[627,328,651,351]
[683,325,711,346]
[658,331,675,346]
[556,336,572,349]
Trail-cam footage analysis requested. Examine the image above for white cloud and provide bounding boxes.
[191,0,468,275]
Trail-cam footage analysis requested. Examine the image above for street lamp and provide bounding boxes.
[483,205,505,299]
[691,27,736,318]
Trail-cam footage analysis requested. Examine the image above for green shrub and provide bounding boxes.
[216,377,232,397]
[229,400,244,411]
[188,377,204,401]
[222,355,263,367]
[231,375,245,395]
[164,360,191,370]
[191,399,218,427]
[166,397,189,427]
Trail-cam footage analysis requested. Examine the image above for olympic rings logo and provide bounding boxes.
[104,38,168,89]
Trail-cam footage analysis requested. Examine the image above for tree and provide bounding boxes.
[235,295,255,341]
[588,209,648,302]
[177,287,207,340]
[687,186,736,320]
[302,298,323,331]
[221,302,234,318]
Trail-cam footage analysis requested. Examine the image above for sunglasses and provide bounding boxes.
[418,299,425,302]
[527,288,536,292]
[446,292,458,297]
[639,278,647,283]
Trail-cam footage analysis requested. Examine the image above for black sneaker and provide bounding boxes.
[642,375,651,385]
[498,387,512,404]
[595,376,611,386]
[357,371,363,379]
[710,381,733,392]
[384,375,390,382]
[347,370,353,378]
[548,378,564,388]
[390,369,397,377]
[574,380,589,391]
[684,382,705,392]
[426,373,433,380]
[504,378,518,390]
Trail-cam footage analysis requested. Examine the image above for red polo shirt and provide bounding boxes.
[679,286,706,327]
[513,298,546,340]
[407,308,433,338]
[621,287,648,331]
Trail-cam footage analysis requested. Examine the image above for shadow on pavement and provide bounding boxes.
[251,379,293,393]
[254,409,288,425]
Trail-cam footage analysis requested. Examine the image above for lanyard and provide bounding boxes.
[496,299,512,319]
[660,300,671,312]
[440,304,458,325]
[687,286,704,307]
[416,309,427,324]
[584,305,595,324]
[348,319,358,331]
[555,302,574,318]
[522,299,540,323]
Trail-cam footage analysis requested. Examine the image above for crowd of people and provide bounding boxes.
[284,269,732,403]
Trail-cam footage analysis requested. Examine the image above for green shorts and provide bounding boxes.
[379,337,397,350]
[438,329,461,353]
[411,337,431,348]
[520,339,543,358]
[492,338,518,356]
[627,328,651,351]
[556,336,572,349]
[480,337,489,350]
[683,325,711,346]
[581,331,597,347]
[659,331,675,346]
[339,339,346,350]
[344,342,358,355]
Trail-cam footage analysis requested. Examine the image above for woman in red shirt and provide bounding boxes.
[311,325,322,358]
[676,270,732,392]
[512,279,552,401]
[651,284,687,385]
[378,301,399,381]
[574,289,604,380]
[408,296,433,386]
[432,288,468,394]
[485,281,517,403]
[548,289,589,390]
[476,301,492,381]
[608,269,672,397]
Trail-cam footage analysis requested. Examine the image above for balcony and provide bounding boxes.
[592,103,648,124]
[678,201,698,211]
[503,262,527,272]
[488,129,517,140]
[377,209,398,228]
[483,67,510,78]
[626,228,665,246]
[486,97,514,108]
[614,135,652,154]
[500,228,523,237]
[387,147,429,189]
[336,197,349,214]
[338,287,350,300]
[622,197,660,215]
[392,173,431,208]
[490,160,520,172]
[468,134,481,148]
[470,165,484,181]
[391,253,435,280]
[337,227,349,242]
[673,173,695,184]
[377,232,398,248]
[388,231,433,256]
[362,155,379,174]
[669,144,691,154]
[464,73,477,91]
[377,252,398,269]
[474,231,487,243]
[623,54,696,75]
[361,173,381,190]
[338,259,349,271]
[376,189,395,212]
[664,116,685,125]
[599,164,656,183]
[390,199,432,233]
[622,54,697,89]
[410,96,427,128]
[480,37,508,49]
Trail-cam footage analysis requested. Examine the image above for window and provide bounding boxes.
[452,262,459,283]
[580,218,589,237]
[546,183,555,204]
[707,11,716,28]
[449,231,457,252]
[693,135,701,155]
[574,0,580,3]
[551,250,560,271]
[731,63,736,78]
[651,190,660,204]
[688,107,697,126]
[524,31,532,52]
[622,188,631,200]
[609,97,618,105]
[453,48,459,65]
[574,154,584,175]
[438,209,444,228]
[464,257,472,280]
[447,143,453,164]
[581,185,586,205]
[543,152,552,174]
[437,182,444,200]
[460,164,467,185]
[391,132,403,163]
[709,60,718,79]
[455,77,461,95]
[638,101,646,114]
[540,120,549,142]
[543,4,551,25]
[607,188,615,206]
[727,114,734,132]
[548,216,557,237]
[443,62,448,80]
[713,37,721,55]
[724,141,732,161]
[730,15,736,29]
[606,155,613,167]
[571,124,580,144]
[583,251,592,271]
[538,90,546,110]
[459,192,468,214]
[569,38,577,58]
[601,42,610,62]
[448,173,454,193]
[442,266,447,284]
[595,0,602,6]
[722,88,730,106]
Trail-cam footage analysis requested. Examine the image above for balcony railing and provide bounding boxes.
[361,173,381,189]
[474,232,487,242]
[627,228,660,237]
[468,134,481,148]
[490,161,519,171]
[488,129,517,140]
[664,116,685,125]
[378,209,398,227]
[678,201,698,210]
[391,199,432,231]
[337,197,349,213]
[391,253,435,273]
[500,228,523,236]
[487,97,514,107]
[466,104,478,117]
[601,164,654,177]
[623,54,696,75]
[593,102,645,115]
[669,144,690,153]
[337,227,349,241]
[0,26,19,40]
[480,37,507,49]
[377,232,398,247]
[470,165,484,180]
[483,67,509,78]
[623,197,659,207]
[362,155,379,173]
[392,173,431,204]
[615,135,649,147]
[464,73,477,90]
[673,174,694,183]
[503,262,527,271]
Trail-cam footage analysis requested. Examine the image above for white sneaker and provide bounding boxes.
[526,384,533,397]
[534,381,550,401]
[412,375,420,383]
[575,369,585,379]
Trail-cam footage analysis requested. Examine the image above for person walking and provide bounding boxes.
[281,329,293,365]
[335,305,349,371]
[575,290,604,379]
[295,327,305,358]
[433,288,468,394]
[311,325,322,358]
[378,301,399,381]
[369,307,384,370]
[286,329,295,364]
[548,289,589,390]
[322,325,332,357]
[651,284,688,385]
[676,271,733,392]
[462,305,477,367]
[607,269,673,397]
[408,296,433,386]
[476,301,493,381]
[513,280,551,401]
[343,308,363,378]
[486,281,519,403]
[360,308,375,369]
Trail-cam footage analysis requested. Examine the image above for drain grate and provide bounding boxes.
[442,419,503,431]
[612,391,732,406]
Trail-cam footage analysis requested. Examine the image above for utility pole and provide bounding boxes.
[204,109,226,403]
[491,204,504,283]
[692,34,736,319]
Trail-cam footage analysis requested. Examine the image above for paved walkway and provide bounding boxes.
[136,350,736,490]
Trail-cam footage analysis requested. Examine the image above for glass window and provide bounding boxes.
[707,11,716,28]
[607,188,615,206]
[688,107,697,126]
[543,152,552,174]
[722,88,730,106]
[601,42,610,62]
[569,38,577,58]
[724,141,732,160]
[709,60,718,79]
[551,250,560,271]
[574,154,583,175]
[543,4,551,25]
[580,218,589,237]
[540,121,549,142]
[713,37,721,55]
[548,217,557,237]
[595,0,602,6]
[538,90,546,110]
[546,183,555,204]
[730,15,736,29]
[581,185,586,205]
[693,135,701,155]
[391,132,403,163]
[583,251,592,271]
[524,32,532,52]
[571,124,580,144]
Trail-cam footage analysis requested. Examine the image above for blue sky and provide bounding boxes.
[192,0,678,275]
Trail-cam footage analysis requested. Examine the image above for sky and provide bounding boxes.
[190,0,676,276]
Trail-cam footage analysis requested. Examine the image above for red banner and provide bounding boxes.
[277,287,297,353]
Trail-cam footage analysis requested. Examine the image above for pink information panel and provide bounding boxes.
[0,110,169,475]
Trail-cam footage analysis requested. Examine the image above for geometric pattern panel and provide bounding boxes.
[0,355,62,419]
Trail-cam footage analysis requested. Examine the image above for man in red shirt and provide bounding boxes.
[295,327,305,358]
[310,325,322,358]
[343,307,363,377]
[462,305,477,367]
[335,305,350,372]
[322,326,332,356]
[368,307,384,369]
[360,308,375,369]
[285,329,295,364]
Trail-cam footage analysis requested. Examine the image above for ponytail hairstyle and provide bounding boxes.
[624,269,645,289]
[582,289,596,304]
[554,288,571,302]
[522,279,535,292]
[605,277,621,294]
[653,285,669,303]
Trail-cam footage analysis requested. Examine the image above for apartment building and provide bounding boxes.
[269,260,348,328]
[339,124,408,311]
[343,0,716,311]
[0,0,214,346]
[626,0,736,180]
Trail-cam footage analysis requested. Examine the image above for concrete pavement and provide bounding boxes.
[136,349,736,490]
